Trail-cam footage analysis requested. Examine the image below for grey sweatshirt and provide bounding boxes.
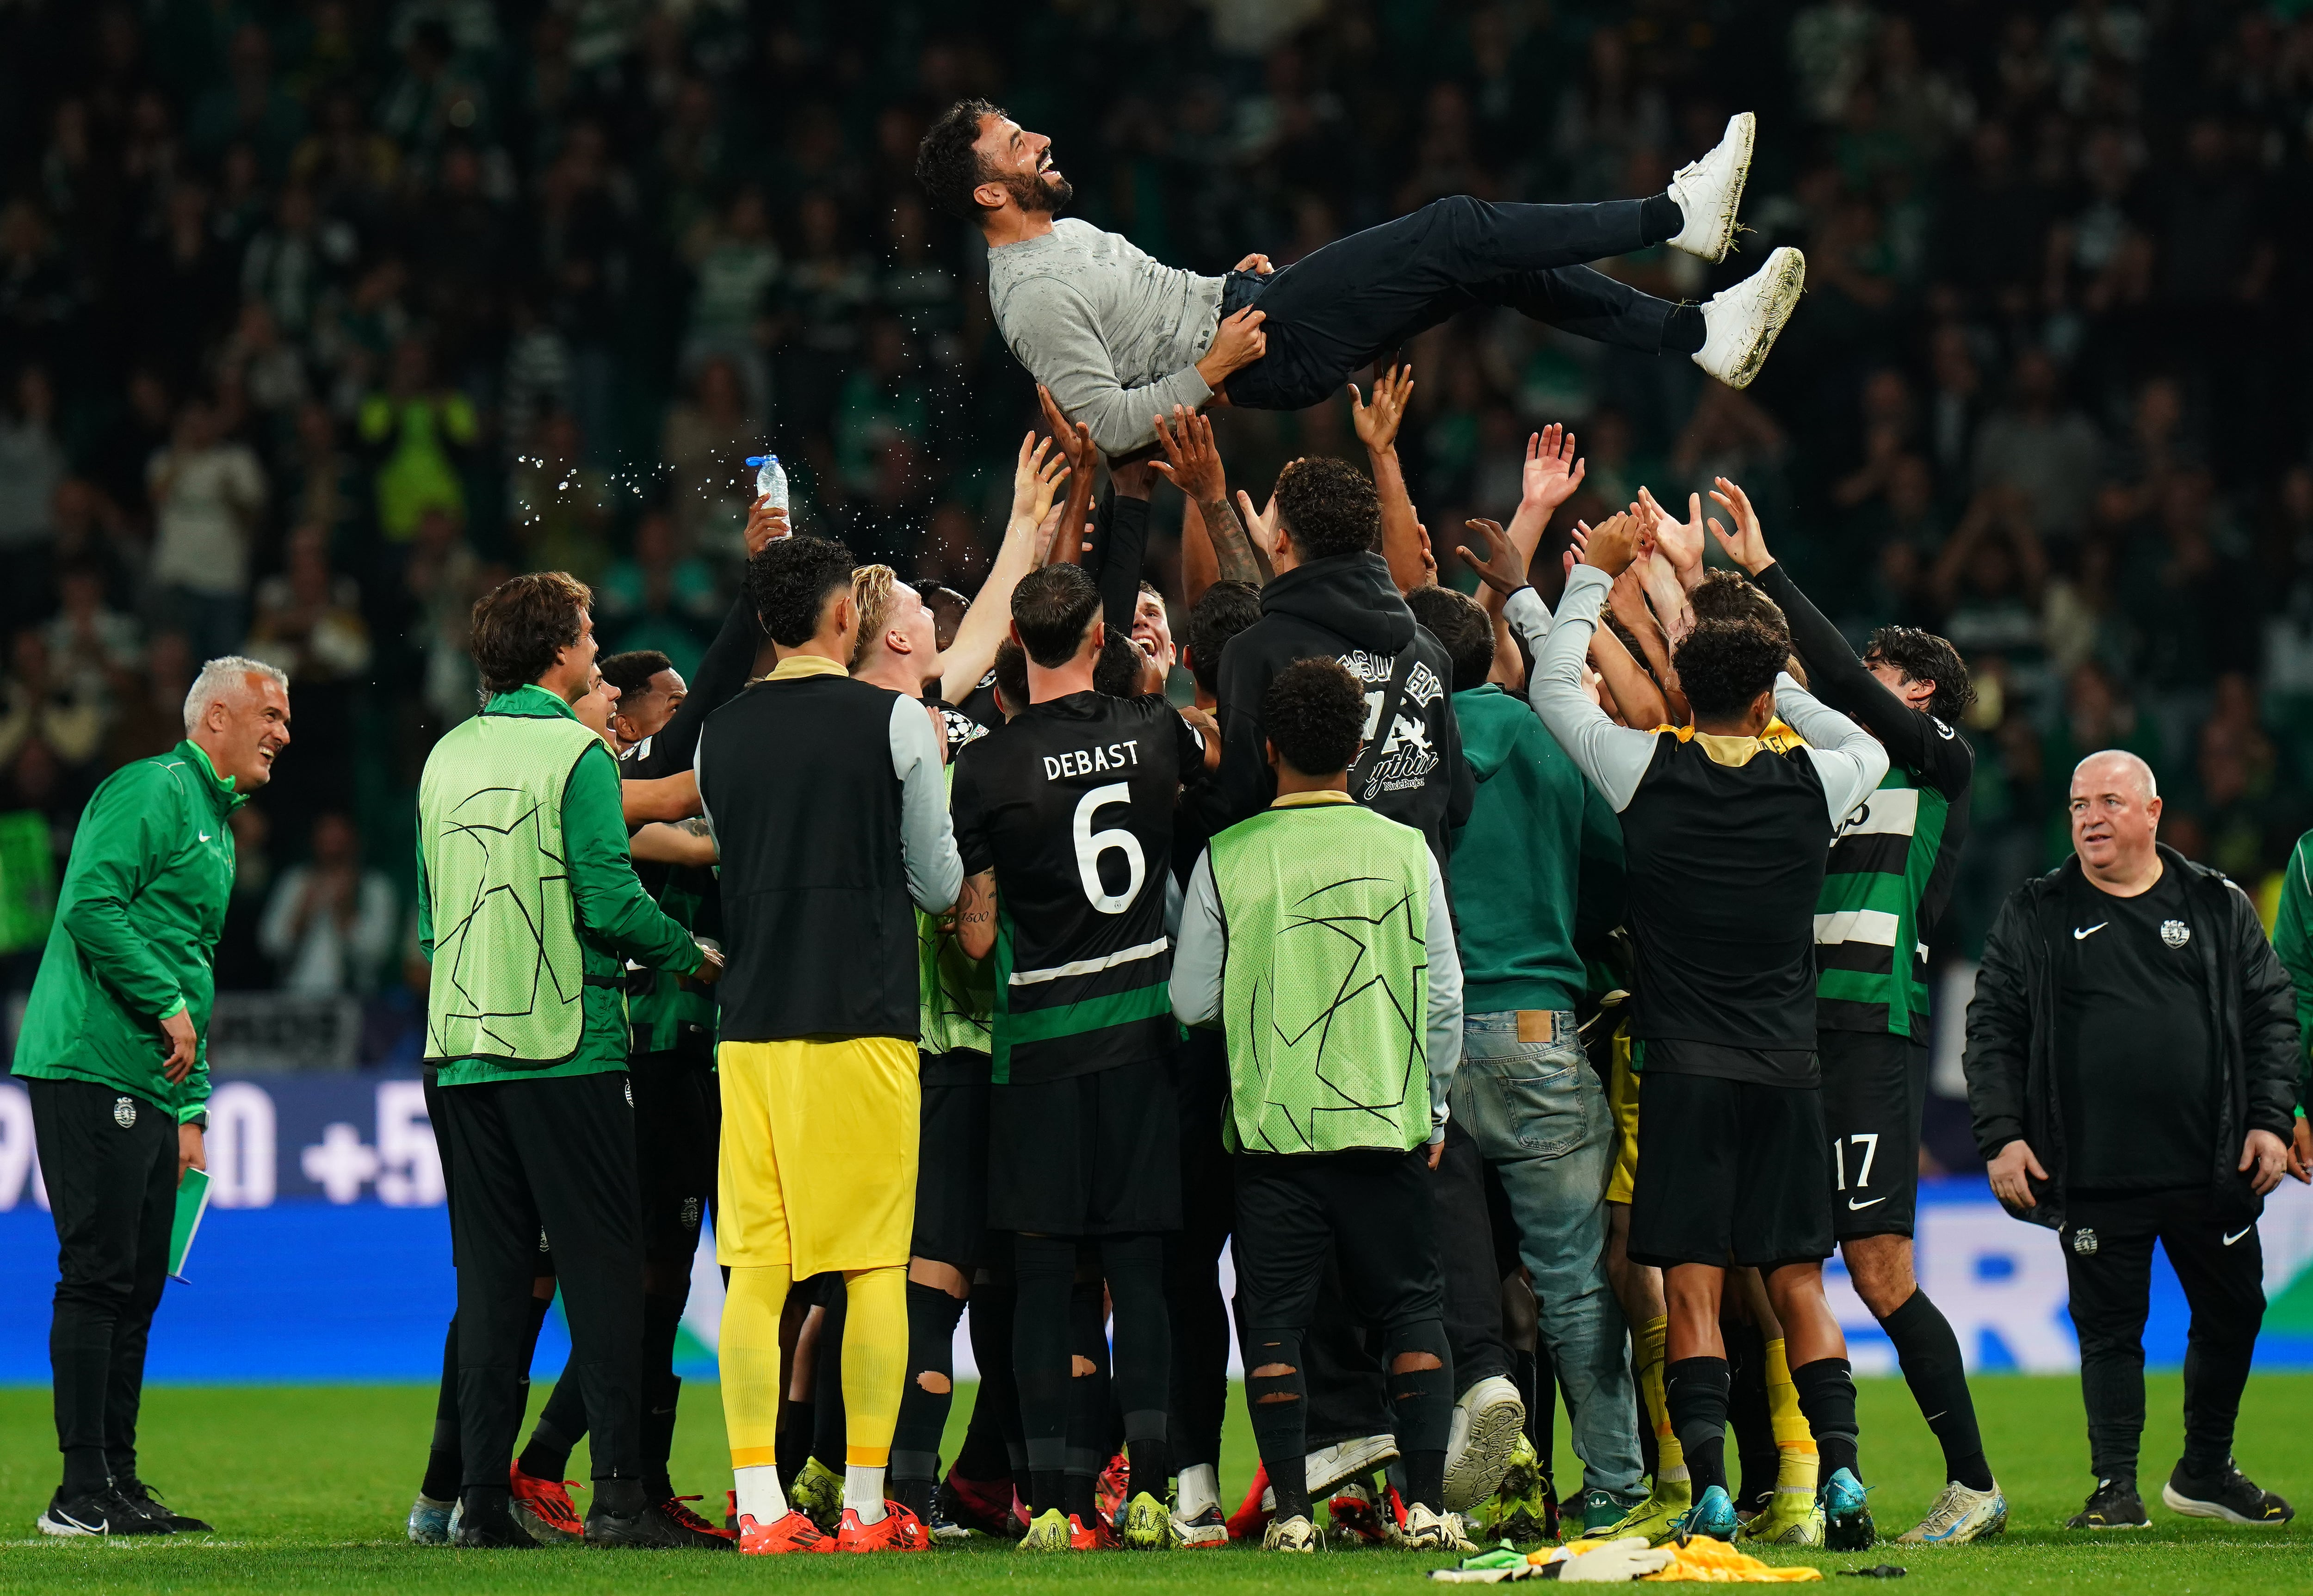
[986,219,1226,456]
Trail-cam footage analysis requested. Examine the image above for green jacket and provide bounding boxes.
[2271,829,2313,1116]
[417,685,702,1085]
[11,740,242,1122]
[1448,685,1624,1016]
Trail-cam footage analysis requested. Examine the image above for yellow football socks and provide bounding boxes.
[839,1263,909,1467]
[1637,1315,1686,1479]
[1763,1337,1818,1493]
[721,1263,793,1472]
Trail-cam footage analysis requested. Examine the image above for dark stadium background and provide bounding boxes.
[2,0,2313,1188]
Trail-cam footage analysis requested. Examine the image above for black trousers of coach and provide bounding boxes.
[29,1077,178,1494]
[1219,196,1674,413]
[2061,1185,2267,1480]
[433,1071,644,1496]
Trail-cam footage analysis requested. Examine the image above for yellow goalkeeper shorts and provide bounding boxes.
[1606,1022,1641,1206]
[717,1036,919,1276]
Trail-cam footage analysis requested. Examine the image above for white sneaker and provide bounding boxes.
[1262,1512,1319,1553]
[1692,247,1806,390]
[1897,1479,2009,1545]
[1398,1502,1476,1553]
[1667,111,1756,262]
[1442,1375,1526,1511]
[1305,1434,1400,1499]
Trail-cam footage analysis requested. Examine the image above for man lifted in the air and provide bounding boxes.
[916,100,1802,458]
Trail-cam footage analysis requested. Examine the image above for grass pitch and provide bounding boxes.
[1,1374,2306,1593]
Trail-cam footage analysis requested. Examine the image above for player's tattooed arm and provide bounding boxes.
[953,869,999,961]
[629,821,717,868]
[1155,406,1266,592]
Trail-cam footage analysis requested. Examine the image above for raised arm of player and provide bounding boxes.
[941,432,1065,704]
[1351,365,1429,594]
[1773,674,1891,824]
[1473,513,1661,812]
[1154,406,1265,602]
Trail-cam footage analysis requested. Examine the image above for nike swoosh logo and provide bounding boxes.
[198,832,212,843]
[2073,924,2107,940]
[1848,1195,1889,1210]
[2223,1226,2253,1246]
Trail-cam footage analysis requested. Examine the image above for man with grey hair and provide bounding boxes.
[1963,749,2301,1533]
[14,657,291,1536]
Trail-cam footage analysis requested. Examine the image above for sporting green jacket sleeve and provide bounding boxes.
[2271,831,2313,1112]
[562,740,703,974]
[59,764,192,1023]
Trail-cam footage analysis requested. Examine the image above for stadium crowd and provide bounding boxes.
[5,2,2313,1062]
[9,0,2313,1569]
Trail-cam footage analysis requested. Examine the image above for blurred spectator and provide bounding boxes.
[599,509,717,672]
[260,811,397,996]
[358,336,476,542]
[509,410,610,583]
[1972,348,2101,539]
[148,396,266,660]
[245,525,372,685]
[42,563,142,705]
[0,631,107,772]
[681,183,780,418]
[0,365,66,553]
[105,631,196,767]
[661,357,755,561]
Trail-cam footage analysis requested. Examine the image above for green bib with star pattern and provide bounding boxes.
[419,711,605,1067]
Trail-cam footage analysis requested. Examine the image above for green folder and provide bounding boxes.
[168,1167,212,1282]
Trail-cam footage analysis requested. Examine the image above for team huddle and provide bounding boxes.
[376,98,2310,1562]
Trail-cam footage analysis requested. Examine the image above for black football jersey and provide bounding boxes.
[951,691,1204,1084]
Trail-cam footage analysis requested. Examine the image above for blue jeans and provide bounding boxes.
[1451,1010,1644,1498]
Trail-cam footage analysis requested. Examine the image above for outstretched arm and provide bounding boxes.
[1154,406,1264,601]
[1351,366,1429,593]
[1465,515,1661,811]
[940,433,1065,703]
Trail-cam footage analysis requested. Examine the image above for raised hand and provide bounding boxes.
[1456,518,1529,597]
[1521,423,1586,515]
[1231,253,1276,277]
[1349,364,1415,456]
[1150,406,1227,506]
[743,495,790,555]
[1577,511,1647,578]
[1639,485,1705,582]
[1036,385,1096,472]
[1010,431,1068,528]
[1704,476,1773,574]
[1235,488,1280,563]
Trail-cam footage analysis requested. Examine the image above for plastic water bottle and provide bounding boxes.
[744,453,788,512]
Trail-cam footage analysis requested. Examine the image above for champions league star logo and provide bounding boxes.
[2161,919,2191,949]
[113,1096,136,1129]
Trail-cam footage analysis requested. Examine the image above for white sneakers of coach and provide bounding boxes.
[1667,111,1756,263]
[1693,246,1807,390]
[1442,1375,1528,1511]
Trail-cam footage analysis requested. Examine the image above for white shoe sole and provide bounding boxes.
[2160,1482,2291,1526]
[38,1510,106,1537]
[1670,111,1756,262]
[1306,1434,1399,1499]
[1442,1385,1526,1511]
[1698,247,1806,390]
[1174,1521,1228,1548]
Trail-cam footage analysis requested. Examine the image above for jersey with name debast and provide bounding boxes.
[951,690,1204,1085]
